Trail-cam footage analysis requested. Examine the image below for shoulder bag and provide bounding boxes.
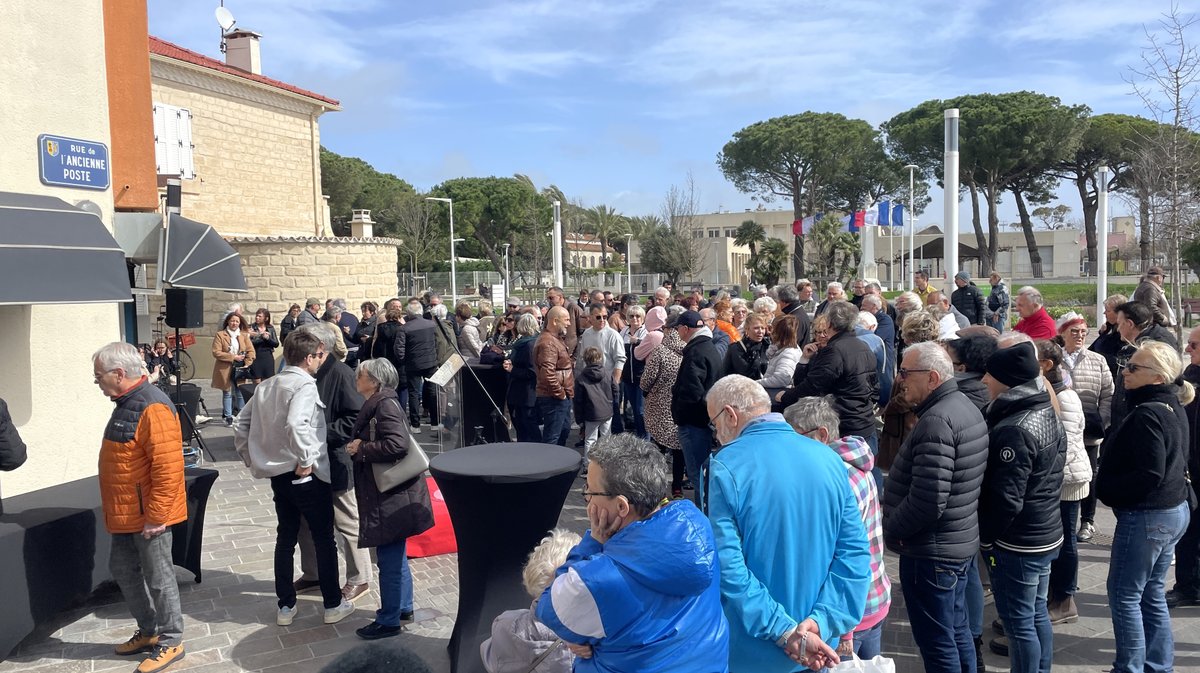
[369,398,430,492]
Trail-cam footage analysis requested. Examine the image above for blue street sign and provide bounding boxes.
[38,134,110,191]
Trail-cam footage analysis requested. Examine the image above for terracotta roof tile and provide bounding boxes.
[149,36,339,107]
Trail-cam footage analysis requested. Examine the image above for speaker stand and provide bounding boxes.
[174,326,213,462]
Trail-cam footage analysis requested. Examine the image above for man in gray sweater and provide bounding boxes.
[235,329,354,627]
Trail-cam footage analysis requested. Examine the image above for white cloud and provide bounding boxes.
[998,2,1166,43]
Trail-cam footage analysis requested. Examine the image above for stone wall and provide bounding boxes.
[182,237,400,378]
[150,60,329,238]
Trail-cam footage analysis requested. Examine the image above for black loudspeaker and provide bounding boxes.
[165,288,204,328]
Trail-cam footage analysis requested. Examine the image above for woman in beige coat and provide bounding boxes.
[212,312,255,425]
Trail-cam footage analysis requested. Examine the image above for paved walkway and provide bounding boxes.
[3,384,1200,672]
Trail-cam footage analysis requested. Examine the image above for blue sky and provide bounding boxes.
[147,0,1186,227]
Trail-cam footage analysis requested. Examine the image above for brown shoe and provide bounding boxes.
[136,644,184,673]
[1048,595,1079,624]
[293,578,321,594]
[115,629,158,656]
[342,583,369,603]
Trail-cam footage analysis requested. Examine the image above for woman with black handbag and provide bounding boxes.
[346,357,434,640]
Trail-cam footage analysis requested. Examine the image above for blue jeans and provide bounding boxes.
[677,424,713,506]
[376,539,413,626]
[898,556,976,673]
[853,620,884,660]
[222,383,244,418]
[1108,502,1190,673]
[621,381,647,438]
[989,314,1006,333]
[1050,500,1081,601]
[966,553,984,638]
[536,397,572,446]
[987,548,1054,673]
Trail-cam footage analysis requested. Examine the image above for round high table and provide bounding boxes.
[429,443,580,673]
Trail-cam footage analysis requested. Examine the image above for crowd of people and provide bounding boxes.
[76,265,1197,673]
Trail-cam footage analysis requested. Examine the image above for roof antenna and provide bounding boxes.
[215,2,237,54]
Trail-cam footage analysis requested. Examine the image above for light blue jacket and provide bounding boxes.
[536,500,729,673]
[705,417,870,672]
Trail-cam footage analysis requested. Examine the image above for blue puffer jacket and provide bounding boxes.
[536,500,730,673]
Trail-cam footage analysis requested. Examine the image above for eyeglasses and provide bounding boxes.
[93,369,117,382]
[581,488,616,504]
[897,367,931,379]
[708,406,729,433]
[1189,341,1200,350]
[308,350,327,360]
[1124,362,1146,373]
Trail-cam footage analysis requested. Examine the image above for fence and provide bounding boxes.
[398,271,672,301]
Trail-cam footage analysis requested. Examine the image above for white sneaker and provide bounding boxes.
[277,604,298,626]
[323,599,355,624]
[195,415,212,425]
[410,425,422,435]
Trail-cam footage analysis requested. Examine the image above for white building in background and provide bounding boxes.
[626,208,1085,290]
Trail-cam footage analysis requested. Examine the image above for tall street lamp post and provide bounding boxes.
[625,234,634,295]
[904,164,920,289]
[425,197,456,305]
[502,243,511,301]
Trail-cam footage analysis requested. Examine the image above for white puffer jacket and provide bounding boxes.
[759,345,802,389]
[1062,348,1113,446]
[1056,386,1091,501]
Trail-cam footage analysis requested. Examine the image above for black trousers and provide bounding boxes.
[1177,504,1200,597]
[270,474,341,609]
[405,368,434,426]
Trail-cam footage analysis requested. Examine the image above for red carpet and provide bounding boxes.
[408,476,458,558]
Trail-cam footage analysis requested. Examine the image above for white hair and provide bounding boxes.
[356,357,399,390]
[655,287,670,300]
[827,282,844,293]
[92,342,146,377]
[753,296,778,314]
[730,298,747,309]
[405,300,424,318]
[1017,286,1044,307]
[862,294,883,311]
[905,341,955,381]
[522,529,581,598]
[298,322,346,360]
[707,374,771,414]
[857,311,878,331]
[430,304,448,320]
[894,291,922,311]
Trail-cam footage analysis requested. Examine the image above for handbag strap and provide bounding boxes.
[523,638,562,673]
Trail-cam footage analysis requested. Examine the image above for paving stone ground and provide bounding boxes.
[4,382,1200,672]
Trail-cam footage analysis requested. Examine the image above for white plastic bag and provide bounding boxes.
[829,654,896,673]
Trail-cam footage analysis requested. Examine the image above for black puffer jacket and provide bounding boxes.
[671,333,722,428]
[1185,364,1200,487]
[780,302,812,347]
[1088,323,1124,379]
[883,379,989,561]
[951,283,986,325]
[314,356,364,492]
[506,335,538,409]
[350,388,434,548]
[724,337,771,380]
[1097,383,1191,511]
[396,315,438,373]
[981,383,1066,554]
[779,330,878,438]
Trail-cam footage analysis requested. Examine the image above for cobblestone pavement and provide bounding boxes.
[3,384,1199,672]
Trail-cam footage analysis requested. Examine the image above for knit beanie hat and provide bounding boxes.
[985,341,1040,388]
[955,270,970,283]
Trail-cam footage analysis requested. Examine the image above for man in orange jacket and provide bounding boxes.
[93,342,187,673]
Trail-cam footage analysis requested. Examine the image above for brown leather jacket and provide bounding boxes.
[534,331,575,399]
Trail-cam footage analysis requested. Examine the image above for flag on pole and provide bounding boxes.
[878,200,892,227]
[892,203,904,229]
[839,211,866,233]
[793,219,803,236]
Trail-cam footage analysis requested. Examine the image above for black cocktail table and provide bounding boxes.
[430,443,580,673]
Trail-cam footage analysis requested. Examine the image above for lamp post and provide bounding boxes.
[502,243,511,301]
[1097,165,1109,324]
[425,197,456,305]
[904,164,920,289]
[625,233,634,295]
[943,109,961,295]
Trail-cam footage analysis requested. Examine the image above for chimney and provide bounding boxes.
[350,210,374,238]
[225,29,262,74]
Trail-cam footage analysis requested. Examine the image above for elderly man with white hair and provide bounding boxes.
[815,282,846,317]
[855,311,892,408]
[705,375,869,672]
[1012,286,1056,340]
[862,294,897,353]
[653,286,671,308]
[882,342,989,673]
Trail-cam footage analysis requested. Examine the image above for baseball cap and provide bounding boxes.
[678,311,704,328]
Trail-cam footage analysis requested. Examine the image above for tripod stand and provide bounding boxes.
[173,325,212,462]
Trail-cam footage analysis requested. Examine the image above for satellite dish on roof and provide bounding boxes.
[215,6,237,32]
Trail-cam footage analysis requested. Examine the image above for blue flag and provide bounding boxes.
[892,203,904,228]
[878,200,891,227]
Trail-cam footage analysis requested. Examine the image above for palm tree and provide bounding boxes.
[587,204,628,266]
[734,220,767,283]
[755,239,790,287]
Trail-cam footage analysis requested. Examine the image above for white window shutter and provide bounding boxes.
[152,103,195,179]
